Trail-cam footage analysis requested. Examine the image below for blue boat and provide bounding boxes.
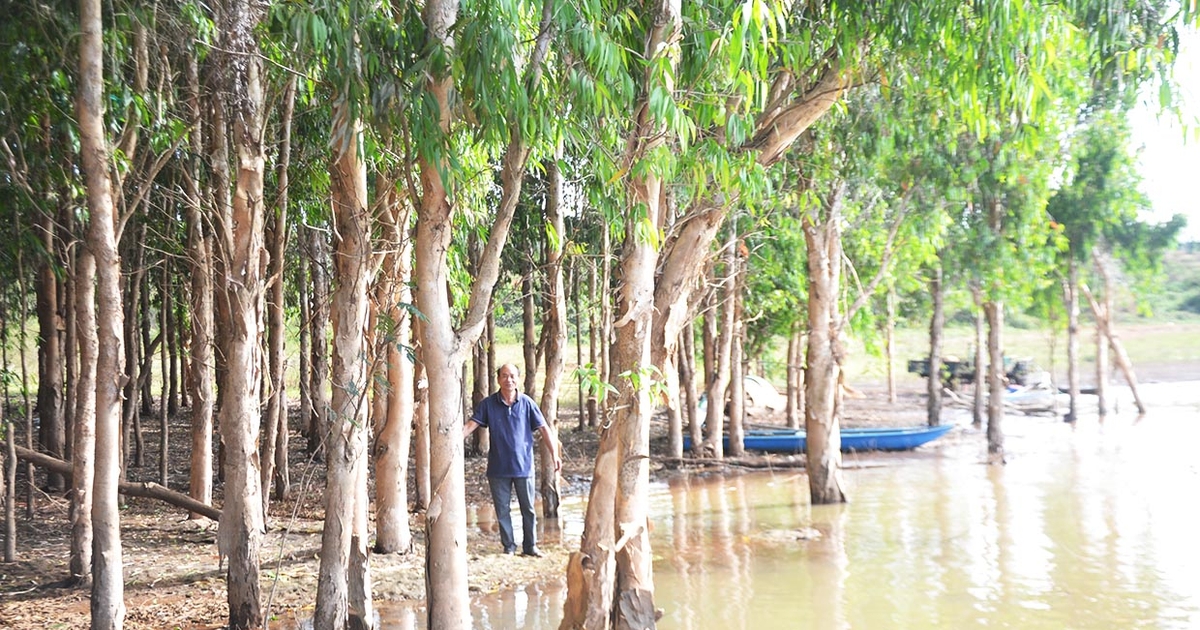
[684,424,955,453]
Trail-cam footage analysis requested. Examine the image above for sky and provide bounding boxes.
[1129,26,1200,242]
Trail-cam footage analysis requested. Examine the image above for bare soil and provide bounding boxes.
[0,377,1047,628]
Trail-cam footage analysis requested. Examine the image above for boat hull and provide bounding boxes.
[684,424,955,453]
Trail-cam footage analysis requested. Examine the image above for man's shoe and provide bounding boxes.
[503,547,517,555]
[521,548,543,558]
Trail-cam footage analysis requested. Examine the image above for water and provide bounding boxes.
[383,381,1200,629]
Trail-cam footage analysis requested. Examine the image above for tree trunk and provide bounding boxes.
[701,233,736,460]
[803,187,847,505]
[984,299,1005,462]
[1065,255,1080,422]
[680,328,701,450]
[984,196,1005,463]
[563,4,679,625]
[785,323,803,430]
[36,209,65,492]
[418,0,548,621]
[4,374,13,562]
[972,286,985,428]
[587,261,600,429]
[412,315,431,512]
[18,248,35,521]
[62,212,78,466]
[373,192,414,553]
[139,242,153,417]
[927,263,945,426]
[159,266,170,485]
[1081,274,1146,415]
[213,0,269,624]
[469,312,491,458]
[727,238,746,458]
[309,226,332,458]
[261,75,295,508]
[169,286,181,414]
[16,445,221,520]
[600,225,613,411]
[185,47,214,517]
[79,0,127,622]
[573,262,585,429]
[315,107,374,630]
[69,249,98,582]
[299,244,313,444]
[885,286,897,404]
[122,223,146,472]
[539,155,566,519]
[416,3,471,624]
[523,271,539,396]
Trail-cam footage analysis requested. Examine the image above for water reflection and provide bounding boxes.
[654,383,1200,629]
[369,382,1200,629]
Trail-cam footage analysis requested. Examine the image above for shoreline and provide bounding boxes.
[2,368,1197,628]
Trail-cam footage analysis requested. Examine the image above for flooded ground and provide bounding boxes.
[377,381,1200,629]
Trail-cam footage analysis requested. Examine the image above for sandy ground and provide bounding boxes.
[0,372,1161,628]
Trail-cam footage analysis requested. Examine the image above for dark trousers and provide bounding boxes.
[488,476,537,553]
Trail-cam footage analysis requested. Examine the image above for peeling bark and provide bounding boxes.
[78,0,126,622]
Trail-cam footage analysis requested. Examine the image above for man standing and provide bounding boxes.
[464,363,562,556]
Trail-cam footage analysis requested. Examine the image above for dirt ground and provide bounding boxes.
[0,377,1038,629]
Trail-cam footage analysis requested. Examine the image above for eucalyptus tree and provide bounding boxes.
[77,0,126,624]
[364,0,563,625]
[206,0,271,625]
[556,0,686,621]
[1049,112,1185,416]
[1049,114,1146,419]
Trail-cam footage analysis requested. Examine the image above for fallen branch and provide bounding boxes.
[14,445,221,520]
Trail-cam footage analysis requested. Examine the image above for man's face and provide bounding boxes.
[498,366,519,395]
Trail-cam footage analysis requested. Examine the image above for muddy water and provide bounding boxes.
[379,381,1200,628]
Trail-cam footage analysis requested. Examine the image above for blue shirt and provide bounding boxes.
[471,391,547,478]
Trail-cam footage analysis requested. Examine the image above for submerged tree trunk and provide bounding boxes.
[927,262,945,426]
[1081,276,1146,415]
[727,229,747,458]
[562,3,679,626]
[680,328,701,450]
[984,300,1005,462]
[78,0,126,623]
[803,185,847,506]
[984,194,1005,463]
[1065,255,1081,422]
[971,286,985,428]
